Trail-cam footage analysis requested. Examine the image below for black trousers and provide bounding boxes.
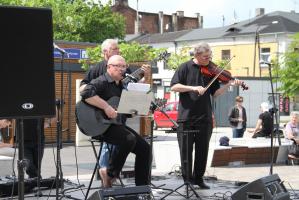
[177,122,213,182]
[102,125,151,186]
[24,140,44,178]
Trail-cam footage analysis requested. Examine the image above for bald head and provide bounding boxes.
[108,55,126,66]
[107,55,127,82]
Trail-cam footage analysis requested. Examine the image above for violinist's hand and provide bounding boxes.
[229,79,243,86]
[104,106,117,119]
[192,86,207,96]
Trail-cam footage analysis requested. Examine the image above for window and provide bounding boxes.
[164,103,174,111]
[260,48,270,68]
[221,50,231,60]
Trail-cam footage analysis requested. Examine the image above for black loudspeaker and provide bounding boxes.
[232,174,290,200]
[0,6,55,118]
[88,185,154,200]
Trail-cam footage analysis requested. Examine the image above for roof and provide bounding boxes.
[127,11,299,44]
[126,29,192,44]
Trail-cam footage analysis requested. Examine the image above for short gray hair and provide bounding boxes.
[260,102,269,112]
[101,39,118,53]
[291,111,299,118]
[193,43,211,55]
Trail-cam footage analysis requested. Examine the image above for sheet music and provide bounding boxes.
[127,83,150,92]
[117,89,153,115]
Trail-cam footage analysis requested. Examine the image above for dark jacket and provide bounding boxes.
[228,106,247,129]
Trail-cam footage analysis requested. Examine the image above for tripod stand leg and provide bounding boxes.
[85,141,103,200]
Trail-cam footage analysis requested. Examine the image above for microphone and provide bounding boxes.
[53,43,66,54]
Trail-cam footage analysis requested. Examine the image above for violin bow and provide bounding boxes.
[204,55,235,91]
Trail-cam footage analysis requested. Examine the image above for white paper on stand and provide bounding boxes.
[117,90,153,116]
[127,83,150,92]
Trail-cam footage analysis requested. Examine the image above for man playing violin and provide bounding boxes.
[170,43,242,189]
[81,55,151,187]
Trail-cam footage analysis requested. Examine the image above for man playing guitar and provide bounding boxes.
[80,55,151,187]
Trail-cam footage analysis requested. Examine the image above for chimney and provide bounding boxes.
[158,11,164,34]
[135,14,141,34]
[172,13,178,31]
[195,13,203,28]
[115,0,128,7]
[255,8,265,17]
[176,11,184,18]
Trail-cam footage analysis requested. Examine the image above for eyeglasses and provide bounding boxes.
[196,53,212,59]
[109,64,127,69]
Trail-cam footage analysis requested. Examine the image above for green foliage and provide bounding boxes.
[273,33,299,97]
[119,42,166,64]
[80,45,103,71]
[214,59,231,70]
[80,42,167,70]
[0,0,126,43]
[166,46,192,70]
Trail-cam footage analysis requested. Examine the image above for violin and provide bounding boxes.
[201,61,249,91]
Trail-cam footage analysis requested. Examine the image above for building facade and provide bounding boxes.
[111,0,203,34]
[127,9,299,127]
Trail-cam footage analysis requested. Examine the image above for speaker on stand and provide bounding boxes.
[0,5,56,200]
[232,174,290,200]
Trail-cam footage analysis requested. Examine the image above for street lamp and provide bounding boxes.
[253,21,278,77]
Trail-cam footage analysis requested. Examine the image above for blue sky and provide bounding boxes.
[105,0,298,28]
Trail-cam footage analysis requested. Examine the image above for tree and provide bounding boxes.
[166,46,192,70]
[80,42,166,70]
[273,33,299,97]
[0,0,126,43]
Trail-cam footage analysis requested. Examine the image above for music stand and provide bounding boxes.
[147,102,174,193]
[161,126,202,200]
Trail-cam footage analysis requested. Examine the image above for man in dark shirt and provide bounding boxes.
[251,102,274,138]
[81,55,151,187]
[80,39,122,90]
[80,39,127,182]
[170,43,242,189]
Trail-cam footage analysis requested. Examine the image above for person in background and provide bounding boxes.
[228,96,247,138]
[23,118,54,178]
[0,119,14,157]
[249,102,273,138]
[285,111,299,140]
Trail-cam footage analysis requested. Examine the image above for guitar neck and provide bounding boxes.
[122,67,144,84]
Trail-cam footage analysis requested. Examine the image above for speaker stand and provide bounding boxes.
[16,118,25,200]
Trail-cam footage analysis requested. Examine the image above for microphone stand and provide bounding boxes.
[147,102,174,193]
[16,118,25,200]
[54,44,65,199]
[265,61,281,175]
[54,44,81,200]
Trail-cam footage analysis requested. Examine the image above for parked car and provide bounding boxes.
[153,101,178,130]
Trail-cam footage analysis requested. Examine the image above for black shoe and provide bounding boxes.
[193,179,210,189]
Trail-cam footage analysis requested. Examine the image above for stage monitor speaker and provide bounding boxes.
[232,174,290,200]
[0,6,55,118]
[88,185,154,200]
